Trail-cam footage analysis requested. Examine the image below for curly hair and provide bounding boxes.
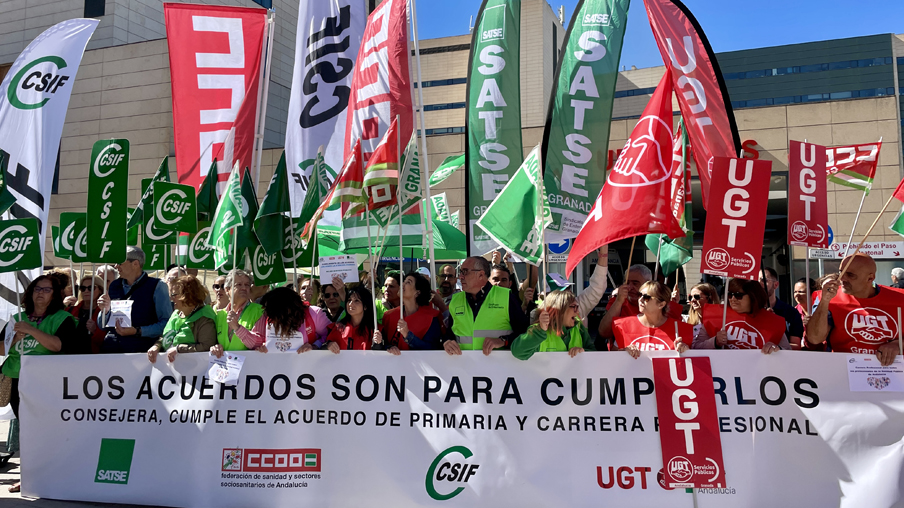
[403,271,433,307]
[261,287,308,338]
[172,276,208,309]
[24,275,65,316]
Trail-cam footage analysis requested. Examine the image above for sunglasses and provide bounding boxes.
[212,284,224,290]
[323,292,340,298]
[690,294,705,301]
[728,292,747,300]
[77,285,94,292]
[639,293,657,302]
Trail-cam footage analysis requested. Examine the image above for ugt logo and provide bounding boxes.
[425,446,479,501]
[95,438,136,485]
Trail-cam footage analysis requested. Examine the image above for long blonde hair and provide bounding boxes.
[538,290,577,336]
[686,283,720,325]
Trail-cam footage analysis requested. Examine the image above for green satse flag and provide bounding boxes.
[254,151,291,255]
[152,181,198,233]
[431,192,451,225]
[466,0,521,255]
[207,162,244,251]
[235,169,261,258]
[475,144,551,265]
[196,159,219,221]
[0,151,17,216]
[890,206,904,238]
[543,0,629,240]
[428,153,464,187]
[87,139,130,263]
[0,219,42,272]
[127,157,170,230]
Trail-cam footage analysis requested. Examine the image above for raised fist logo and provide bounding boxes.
[607,115,673,188]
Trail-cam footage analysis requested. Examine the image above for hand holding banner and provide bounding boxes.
[788,141,828,248]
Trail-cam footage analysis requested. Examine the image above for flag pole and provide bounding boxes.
[89,263,95,325]
[804,252,811,316]
[410,0,437,289]
[721,276,729,331]
[291,216,299,287]
[101,267,108,328]
[231,229,237,308]
[396,115,404,317]
[309,227,317,289]
[69,259,76,303]
[897,307,902,356]
[654,235,663,281]
[623,237,636,281]
[365,203,378,331]
[840,136,882,261]
[251,10,276,191]
[839,191,898,276]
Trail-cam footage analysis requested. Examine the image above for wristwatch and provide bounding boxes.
[134,326,142,337]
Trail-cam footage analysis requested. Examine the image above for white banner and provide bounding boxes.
[284,0,365,224]
[0,18,98,321]
[19,351,904,507]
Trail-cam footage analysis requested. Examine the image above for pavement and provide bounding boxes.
[0,420,143,508]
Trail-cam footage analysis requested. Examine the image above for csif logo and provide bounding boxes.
[0,224,34,268]
[7,56,71,110]
[95,438,135,485]
[252,244,276,280]
[425,446,479,501]
[189,226,214,263]
[93,143,126,178]
[155,188,191,226]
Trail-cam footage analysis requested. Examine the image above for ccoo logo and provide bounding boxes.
[425,446,479,501]
[844,307,897,344]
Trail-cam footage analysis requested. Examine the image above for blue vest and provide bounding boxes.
[102,273,162,353]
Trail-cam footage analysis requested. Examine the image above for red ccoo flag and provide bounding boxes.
[567,73,685,276]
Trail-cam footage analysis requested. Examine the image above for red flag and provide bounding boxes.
[361,117,399,211]
[164,4,267,189]
[344,0,413,163]
[826,141,881,192]
[700,157,772,280]
[566,73,684,276]
[788,140,829,248]
[894,176,904,204]
[301,141,365,244]
[645,0,740,208]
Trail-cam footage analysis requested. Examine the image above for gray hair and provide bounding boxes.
[226,269,253,289]
[466,256,491,277]
[628,264,652,281]
[97,264,117,276]
[165,267,187,281]
[892,267,904,280]
[125,246,145,267]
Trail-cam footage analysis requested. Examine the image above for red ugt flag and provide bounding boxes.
[567,73,684,276]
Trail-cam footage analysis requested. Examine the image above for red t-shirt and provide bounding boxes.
[827,285,904,354]
[606,298,683,321]
[702,304,786,350]
[612,316,693,351]
[326,322,373,350]
[381,306,443,350]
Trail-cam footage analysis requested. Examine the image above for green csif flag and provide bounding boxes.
[466,0,522,255]
[177,221,215,269]
[141,179,176,245]
[153,181,197,233]
[0,151,16,216]
[235,168,261,259]
[145,243,170,271]
[71,214,89,263]
[254,151,291,255]
[428,153,464,187]
[475,144,551,265]
[87,139,130,263]
[207,162,243,262]
[542,0,629,240]
[127,157,170,230]
[0,219,42,272]
[196,159,219,221]
[52,225,67,260]
[249,243,287,286]
[59,212,79,259]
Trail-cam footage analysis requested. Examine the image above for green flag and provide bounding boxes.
[59,212,79,259]
[207,162,243,257]
[431,192,452,226]
[542,0,629,239]
[475,144,551,265]
[254,151,291,255]
[0,219,42,272]
[145,243,170,271]
[249,243,287,286]
[890,206,904,238]
[126,207,139,246]
[235,168,261,258]
[466,0,522,255]
[52,225,67,260]
[71,214,89,263]
[87,139,130,263]
[428,153,464,187]
[196,159,219,221]
[450,210,460,227]
[141,179,176,245]
[177,221,215,269]
[298,146,329,226]
[378,133,423,226]
[153,181,197,233]
[0,151,17,216]
[127,157,170,230]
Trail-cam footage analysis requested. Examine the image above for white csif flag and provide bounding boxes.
[285,0,366,225]
[0,18,98,321]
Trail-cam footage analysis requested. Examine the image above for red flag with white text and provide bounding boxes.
[788,140,828,248]
[826,141,881,193]
[344,0,413,164]
[165,3,267,189]
[644,0,741,208]
[566,73,684,276]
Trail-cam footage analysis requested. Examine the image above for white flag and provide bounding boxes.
[0,18,98,322]
[285,1,366,224]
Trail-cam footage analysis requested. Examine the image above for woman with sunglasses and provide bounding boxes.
[322,286,384,352]
[380,272,445,354]
[683,283,720,335]
[211,276,229,312]
[614,281,692,358]
[694,278,788,353]
[211,270,266,355]
[512,290,592,360]
[317,276,348,323]
[0,274,77,493]
[71,275,105,353]
[147,276,218,363]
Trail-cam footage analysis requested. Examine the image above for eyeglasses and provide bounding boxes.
[457,268,476,277]
[212,284,223,290]
[77,285,94,292]
[690,294,705,301]
[33,286,53,294]
[728,292,747,300]
[439,274,455,279]
[323,292,339,298]
[639,293,657,302]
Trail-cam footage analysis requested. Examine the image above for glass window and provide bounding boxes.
[746,69,766,79]
[829,91,852,99]
[829,61,854,70]
[84,0,105,17]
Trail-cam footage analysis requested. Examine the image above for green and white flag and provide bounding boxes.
[176,221,215,269]
[542,0,629,241]
[196,159,219,221]
[128,157,170,230]
[450,210,460,227]
[153,181,197,233]
[141,179,176,245]
[59,212,79,260]
[475,144,551,265]
[431,192,452,226]
[145,243,170,271]
[466,0,522,255]
[0,219,42,272]
[249,243,287,286]
[428,153,464,187]
[398,132,423,214]
[298,146,329,226]
[51,225,67,260]
[87,139,130,262]
[339,209,425,253]
[254,151,291,255]
[890,206,904,238]
[71,214,88,263]
[235,169,261,258]
[207,162,244,255]
[0,151,17,217]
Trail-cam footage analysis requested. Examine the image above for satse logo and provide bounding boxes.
[7,56,71,110]
[222,448,321,472]
[481,5,506,42]
[95,438,135,484]
[844,307,897,344]
[582,13,611,26]
[425,446,479,501]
